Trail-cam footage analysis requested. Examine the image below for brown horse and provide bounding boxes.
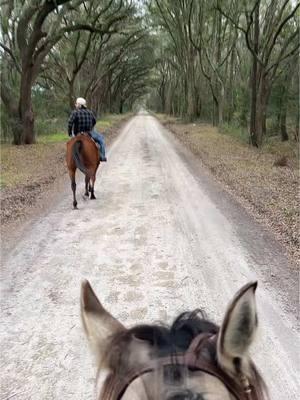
[81,281,268,400]
[66,133,100,209]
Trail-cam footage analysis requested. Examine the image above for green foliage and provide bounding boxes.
[39,133,67,144]
[0,105,11,142]
[219,123,249,143]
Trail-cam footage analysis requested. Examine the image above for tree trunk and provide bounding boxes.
[18,66,36,144]
[186,50,196,121]
[256,74,268,146]
[218,84,224,125]
[183,76,188,118]
[161,85,166,112]
[280,106,288,141]
[166,83,169,114]
[107,72,113,113]
[21,108,35,144]
[255,85,266,146]
[187,77,195,121]
[159,80,166,112]
[8,113,23,145]
[227,45,235,123]
[216,7,223,126]
[211,94,218,126]
[249,2,259,147]
[1,76,33,145]
[278,83,289,141]
[196,92,201,118]
[295,104,300,141]
[68,78,75,110]
[119,99,124,114]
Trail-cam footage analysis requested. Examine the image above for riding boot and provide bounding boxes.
[100,145,107,162]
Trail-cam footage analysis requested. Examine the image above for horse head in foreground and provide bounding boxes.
[66,133,100,209]
[81,281,267,400]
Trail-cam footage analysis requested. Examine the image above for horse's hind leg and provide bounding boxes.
[90,175,96,200]
[72,180,78,208]
[85,175,89,197]
[69,170,78,209]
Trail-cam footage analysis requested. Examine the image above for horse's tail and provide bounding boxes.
[72,140,88,175]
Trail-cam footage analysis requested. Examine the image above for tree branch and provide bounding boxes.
[266,29,300,78]
[0,42,21,73]
[264,2,300,66]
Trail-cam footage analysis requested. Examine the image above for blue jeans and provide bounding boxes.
[91,130,106,161]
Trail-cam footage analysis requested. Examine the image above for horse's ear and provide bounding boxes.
[81,280,124,364]
[217,282,258,375]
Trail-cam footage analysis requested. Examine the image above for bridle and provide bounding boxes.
[101,333,264,400]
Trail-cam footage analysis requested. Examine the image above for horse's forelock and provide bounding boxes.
[102,310,219,372]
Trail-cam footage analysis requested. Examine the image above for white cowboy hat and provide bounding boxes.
[76,97,87,107]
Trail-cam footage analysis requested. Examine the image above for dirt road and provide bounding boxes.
[1,113,298,399]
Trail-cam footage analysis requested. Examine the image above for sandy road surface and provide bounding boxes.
[1,113,299,399]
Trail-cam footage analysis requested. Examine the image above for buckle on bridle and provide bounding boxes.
[240,373,252,394]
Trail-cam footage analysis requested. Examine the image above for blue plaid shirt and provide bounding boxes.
[68,108,96,136]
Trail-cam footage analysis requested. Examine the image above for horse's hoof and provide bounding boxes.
[90,195,96,200]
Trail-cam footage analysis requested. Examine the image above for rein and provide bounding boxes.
[100,333,264,400]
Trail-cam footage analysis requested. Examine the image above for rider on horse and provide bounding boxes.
[68,97,107,162]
